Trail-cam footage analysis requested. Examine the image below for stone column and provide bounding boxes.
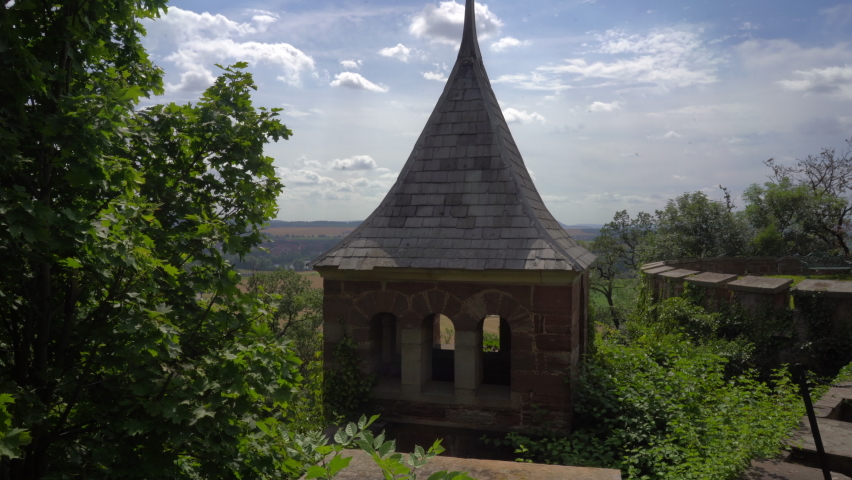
[685,272,737,311]
[643,266,674,301]
[454,330,482,399]
[726,276,792,317]
[657,269,698,299]
[401,322,433,394]
[381,314,395,364]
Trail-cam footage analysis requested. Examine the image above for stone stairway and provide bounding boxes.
[743,381,852,480]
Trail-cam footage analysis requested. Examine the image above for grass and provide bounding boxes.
[766,273,852,287]
[589,278,637,309]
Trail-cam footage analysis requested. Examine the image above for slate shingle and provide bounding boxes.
[311,0,594,273]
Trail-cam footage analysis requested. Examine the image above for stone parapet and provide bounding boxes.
[648,256,803,276]
[793,279,852,329]
[685,272,738,310]
[728,276,793,316]
[658,269,699,298]
[322,449,622,479]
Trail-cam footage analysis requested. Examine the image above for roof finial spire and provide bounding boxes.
[457,0,480,59]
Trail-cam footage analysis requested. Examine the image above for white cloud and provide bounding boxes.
[329,155,379,170]
[648,130,682,139]
[295,156,324,170]
[537,28,721,92]
[777,65,852,98]
[819,4,852,25]
[340,59,362,69]
[646,103,749,117]
[277,166,394,202]
[145,8,315,92]
[503,108,546,124]
[491,37,529,52]
[423,71,448,81]
[168,66,217,93]
[588,101,620,112]
[409,1,503,44]
[330,72,389,92]
[494,72,572,91]
[282,104,323,118]
[378,44,415,62]
[252,14,277,27]
[673,175,685,180]
[586,192,655,204]
[740,21,760,30]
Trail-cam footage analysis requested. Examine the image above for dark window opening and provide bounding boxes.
[431,314,455,382]
[373,312,401,379]
[482,315,511,386]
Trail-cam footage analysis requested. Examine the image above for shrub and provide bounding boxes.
[491,324,803,479]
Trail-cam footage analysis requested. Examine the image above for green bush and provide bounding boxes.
[323,337,376,422]
[483,333,500,352]
[491,323,803,479]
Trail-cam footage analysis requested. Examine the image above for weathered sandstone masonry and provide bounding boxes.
[319,271,589,432]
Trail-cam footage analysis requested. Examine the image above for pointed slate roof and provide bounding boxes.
[312,0,594,272]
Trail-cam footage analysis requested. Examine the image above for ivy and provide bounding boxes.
[323,337,376,421]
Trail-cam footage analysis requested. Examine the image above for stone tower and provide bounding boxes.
[312,0,594,434]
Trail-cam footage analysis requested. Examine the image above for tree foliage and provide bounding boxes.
[588,211,654,328]
[646,191,749,260]
[756,141,852,254]
[0,0,303,477]
[742,178,838,255]
[490,304,804,480]
[247,269,323,342]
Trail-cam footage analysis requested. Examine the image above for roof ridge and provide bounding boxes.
[458,0,481,61]
[467,56,583,269]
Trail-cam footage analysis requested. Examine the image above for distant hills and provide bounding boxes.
[559,222,604,230]
[267,220,362,228]
[270,220,601,241]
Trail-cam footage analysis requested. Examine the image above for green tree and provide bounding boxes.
[742,178,838,255]
[0,0,300,477]
[588,211,654,328]
[761,142,852,254]
[646,191,750,260]
[247,269,322,341]
[247,269,325,432]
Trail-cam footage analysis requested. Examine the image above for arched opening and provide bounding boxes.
[481,315,511,386]
[372,312,401,379]
[431,314,455,382]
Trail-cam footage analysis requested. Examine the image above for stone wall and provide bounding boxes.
[642,261,852,372]
[644,256,804,276]
[321,274,588,432]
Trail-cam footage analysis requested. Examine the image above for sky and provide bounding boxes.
[140,0,852,225]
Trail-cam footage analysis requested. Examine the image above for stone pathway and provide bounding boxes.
[742,381,852,480]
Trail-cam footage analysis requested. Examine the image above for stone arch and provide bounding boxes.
[458,290,530,392]
[353,290,409,321]
[460,289,531,333]
[407,290,464,328]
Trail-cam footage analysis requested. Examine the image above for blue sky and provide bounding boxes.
[141,0,852,224]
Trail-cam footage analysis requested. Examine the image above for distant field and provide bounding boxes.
[236,270,323,291]
[563,228,600,241]
[299,271,323,289]
[264,227,354,237]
